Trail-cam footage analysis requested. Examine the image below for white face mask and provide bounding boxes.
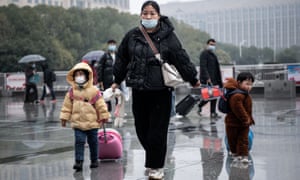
[207,45,216,51]
[75,75,86,84]
[141,19,158,29]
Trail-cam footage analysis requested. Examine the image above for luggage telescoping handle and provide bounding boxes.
[102,123,108,143]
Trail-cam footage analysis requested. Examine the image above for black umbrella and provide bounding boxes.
[18,54,46,63]
[82,50,105,63]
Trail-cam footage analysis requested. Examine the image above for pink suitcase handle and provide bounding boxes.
[99,124,122,143]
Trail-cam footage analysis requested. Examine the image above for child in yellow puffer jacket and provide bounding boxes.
[60,62,110,172]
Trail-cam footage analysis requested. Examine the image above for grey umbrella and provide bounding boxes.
[82,50,105,63]
[18,54,46,63]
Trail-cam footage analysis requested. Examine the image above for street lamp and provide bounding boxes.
[239,40,246,58]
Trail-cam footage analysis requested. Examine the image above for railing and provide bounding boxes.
[0,63,299,96]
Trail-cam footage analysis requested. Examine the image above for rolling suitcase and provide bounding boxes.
[98,124,123,160]
[176,94,200,116]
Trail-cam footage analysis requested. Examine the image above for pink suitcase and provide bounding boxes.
[98,124,123,160]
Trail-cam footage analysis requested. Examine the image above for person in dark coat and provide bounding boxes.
[198,38,223,119]
[111,1,200,179]
[224,72,255,164]
[40,63,56,103]
[97,39,117,113]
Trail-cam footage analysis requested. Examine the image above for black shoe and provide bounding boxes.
[90,160,98,168]
[210,112,221,119]
[197,107,202,116]
[73,160,83,171]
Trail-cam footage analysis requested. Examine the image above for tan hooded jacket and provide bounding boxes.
[60,62,110,130]
[224,78,255,127]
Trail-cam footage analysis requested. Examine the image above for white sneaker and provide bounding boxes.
[149,168,164,179]
[175,114,183,118]
[240,156,250,163]
[233,156,241,162]
[228,152,237,159]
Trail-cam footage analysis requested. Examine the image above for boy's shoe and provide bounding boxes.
[240,156,250,163]
[228,152,237,159]
[90,160,98,168]
[73,160,83,172]
[233,156,241,163]
[149,168,164,179]
[51,99,56,103]
[39,100,45,104]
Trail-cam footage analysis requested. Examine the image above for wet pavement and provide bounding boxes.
[0,93,299,180]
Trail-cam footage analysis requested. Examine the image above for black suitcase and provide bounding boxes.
[176,94,200,116]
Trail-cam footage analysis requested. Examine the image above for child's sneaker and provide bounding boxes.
[90,160,98,168]
[73,160,83,172]
[149,168,164,179]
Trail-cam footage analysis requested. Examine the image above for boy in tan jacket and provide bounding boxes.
[60,62,110,171]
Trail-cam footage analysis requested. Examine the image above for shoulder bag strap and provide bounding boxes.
[139,26,162,61]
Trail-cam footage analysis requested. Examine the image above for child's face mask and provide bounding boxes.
[75,75,86,84]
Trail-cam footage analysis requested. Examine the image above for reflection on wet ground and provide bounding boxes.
[0,95,299,180]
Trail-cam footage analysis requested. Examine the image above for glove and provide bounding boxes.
[97,119,108,124]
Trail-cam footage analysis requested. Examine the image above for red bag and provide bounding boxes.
[201,86,221,100]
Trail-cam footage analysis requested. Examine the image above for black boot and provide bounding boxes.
[73,160,83,171]
[90,160,98,168]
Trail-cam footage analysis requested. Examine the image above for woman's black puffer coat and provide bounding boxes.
[113,16,198,90]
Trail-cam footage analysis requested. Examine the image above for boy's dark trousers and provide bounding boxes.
[225,125,249,156]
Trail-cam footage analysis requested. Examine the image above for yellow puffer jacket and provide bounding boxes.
[60,62,110,130]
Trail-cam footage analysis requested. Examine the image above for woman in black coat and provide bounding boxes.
[111,1,200,179]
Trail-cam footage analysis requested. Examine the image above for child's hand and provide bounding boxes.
[61,119,67,127]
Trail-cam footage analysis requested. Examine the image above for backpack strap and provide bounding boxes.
[228,89,248,96]
[68,87,102,105]
[68,87,102,121]
[89,90,102,105]
[68,87,74,101]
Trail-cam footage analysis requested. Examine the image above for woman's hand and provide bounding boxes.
[193,80,201,88]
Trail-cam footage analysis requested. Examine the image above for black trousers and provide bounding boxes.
[24,83,38,103]
[132,88,172,168]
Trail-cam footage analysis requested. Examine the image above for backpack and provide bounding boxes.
[51,71,56,82]
[218,88,247,113]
